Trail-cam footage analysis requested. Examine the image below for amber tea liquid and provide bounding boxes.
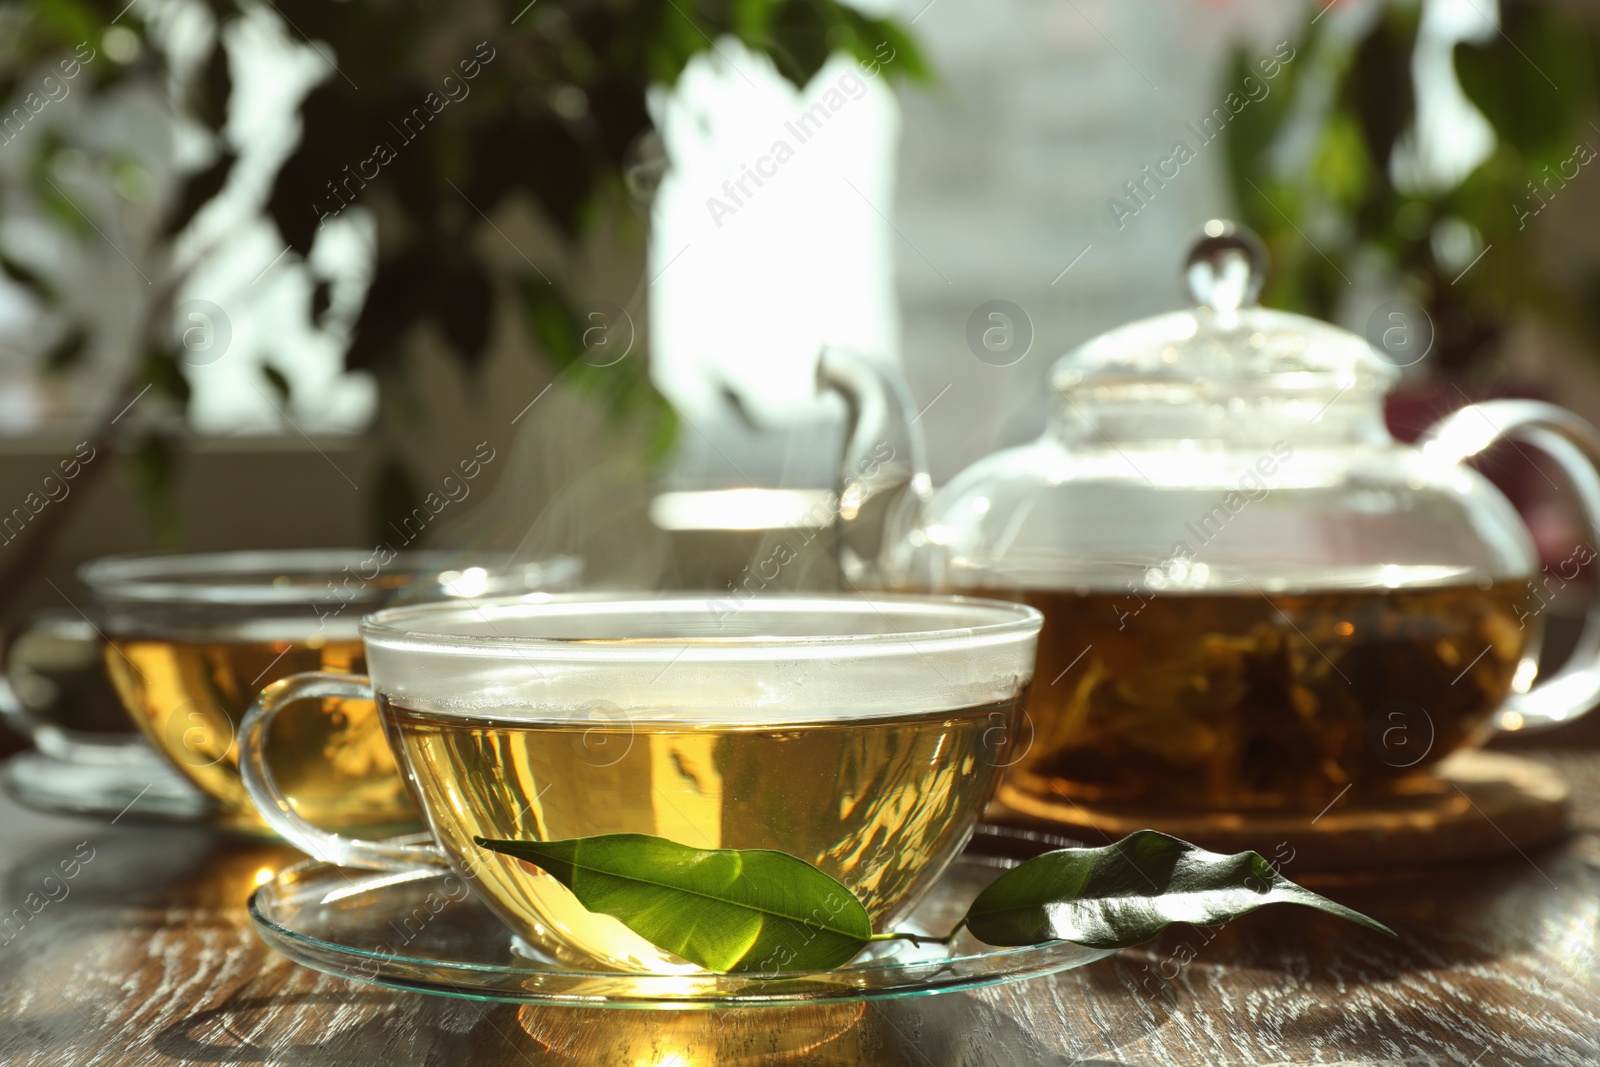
[106,633,415,829]
[382,697,1024,971]
[1001,578,1529,812]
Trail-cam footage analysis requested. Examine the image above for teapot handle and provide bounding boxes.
[1421,399,1600,732]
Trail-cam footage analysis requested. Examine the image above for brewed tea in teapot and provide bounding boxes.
[822,221,1600,823]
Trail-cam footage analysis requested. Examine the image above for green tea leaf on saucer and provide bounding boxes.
[474,833,874,973]
[963,830,1397,949]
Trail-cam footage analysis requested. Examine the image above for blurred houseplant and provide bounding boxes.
[1222,0,1600,376]
[1220,0,1600,565]
[0,0,924,603]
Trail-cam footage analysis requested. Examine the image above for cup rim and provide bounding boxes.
[359,591,1043,659]
[78,549,582,607]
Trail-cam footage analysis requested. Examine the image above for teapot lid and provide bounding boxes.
[1051,221,1399,399]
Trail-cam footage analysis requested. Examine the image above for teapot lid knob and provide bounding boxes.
[1184,220,1267,313]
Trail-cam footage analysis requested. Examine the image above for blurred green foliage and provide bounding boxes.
[1223,0,1600,372]
[0,0,925,540]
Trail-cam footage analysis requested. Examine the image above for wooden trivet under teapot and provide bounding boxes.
[985,750,1568,874]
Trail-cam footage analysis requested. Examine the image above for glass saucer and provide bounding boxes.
[249,832,1115,1006]
[0,745,225,825]
[1,747,424,839]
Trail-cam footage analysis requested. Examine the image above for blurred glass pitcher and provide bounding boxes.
[820,221,1600,817]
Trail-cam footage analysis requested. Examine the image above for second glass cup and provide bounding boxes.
[240,593,1042,972]
[38,550,579,831]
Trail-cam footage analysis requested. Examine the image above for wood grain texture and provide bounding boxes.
[1,744,1598,1066]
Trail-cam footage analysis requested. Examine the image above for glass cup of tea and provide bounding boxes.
[1,549,579,832]
[238,593,1042,971]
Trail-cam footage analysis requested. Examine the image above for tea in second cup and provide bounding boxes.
[83,550,578,832]
[241,593,1042,971]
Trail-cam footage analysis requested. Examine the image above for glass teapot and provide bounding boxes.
[820,221,1600,817]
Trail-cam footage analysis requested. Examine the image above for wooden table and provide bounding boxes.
[2,742,1598,1067]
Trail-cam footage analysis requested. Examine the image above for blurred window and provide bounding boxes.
[649,0,1313,488]
[650,43,901,490]
[0,7,374,438]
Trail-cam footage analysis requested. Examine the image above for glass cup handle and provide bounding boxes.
[0,615,150,765]
[1423,398,1600,732]
[239,671,449,872]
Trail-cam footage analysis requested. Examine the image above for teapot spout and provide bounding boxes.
[816,347,932,588]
